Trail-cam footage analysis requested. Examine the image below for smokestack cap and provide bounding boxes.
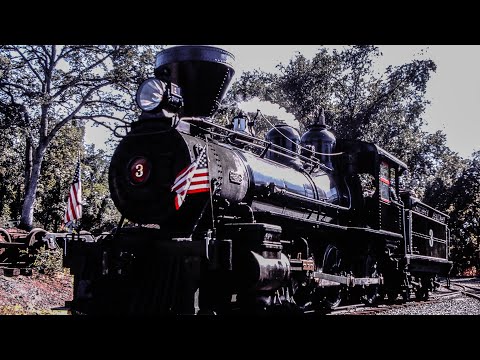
[155,45,235,117]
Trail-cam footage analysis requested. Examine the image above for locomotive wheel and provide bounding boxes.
[318,245,344,309]
[361,255,380,306]
[414,287,426,301]
[402,283,411,302]
[26,228,47,248]
[0,228,11,243]
[415,277,430,301]
[386,289,398,303]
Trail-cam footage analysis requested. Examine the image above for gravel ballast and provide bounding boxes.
[379,295,480,315]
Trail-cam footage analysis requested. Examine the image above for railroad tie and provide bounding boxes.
[19,268,38,276]
[3,268,20,277]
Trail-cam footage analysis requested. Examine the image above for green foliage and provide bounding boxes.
[18,245,63,276]
[0,45,164,229]
[227,46,466,196]
[0,125,25,225]
[425,150,480,275]
[79,144,121,232]
[32,246,63,276]
[34,124,84,229]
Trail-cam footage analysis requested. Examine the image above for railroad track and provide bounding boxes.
[328,285,469,315]
[447,282,480,301]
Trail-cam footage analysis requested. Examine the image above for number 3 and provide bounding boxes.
[135,164,143,177]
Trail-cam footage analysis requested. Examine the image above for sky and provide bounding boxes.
[85,45,480,159]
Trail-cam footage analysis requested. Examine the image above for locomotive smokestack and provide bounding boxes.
[315,108,326,126]
[154,45,235,118]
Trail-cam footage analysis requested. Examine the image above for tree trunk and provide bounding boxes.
[0,176,5,219]
[18,144,47,230]
[24,137,33,192]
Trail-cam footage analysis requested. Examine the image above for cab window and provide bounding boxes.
[379,161,390,203]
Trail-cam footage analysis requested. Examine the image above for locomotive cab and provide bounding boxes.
[335,139,407,232]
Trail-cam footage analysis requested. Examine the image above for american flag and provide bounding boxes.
[64,158,82,223]
[171,145,210,210]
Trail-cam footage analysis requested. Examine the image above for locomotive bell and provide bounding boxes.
[265,122,302,169]
[155,45,235,117]
[300,109,336,169]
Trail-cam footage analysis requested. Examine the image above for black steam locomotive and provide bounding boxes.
[63,46,452,314]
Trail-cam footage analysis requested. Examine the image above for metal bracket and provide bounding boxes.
[313,272,384,287]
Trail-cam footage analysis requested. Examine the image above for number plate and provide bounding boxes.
[129,157,151,184]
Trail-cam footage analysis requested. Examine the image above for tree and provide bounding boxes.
[0,125,24,226]
[227,45,480,273]
[34,123,84,230]
[0,45,163,230]
[424,150,480,275]
[80,144,120,232]
[227,46,446,195]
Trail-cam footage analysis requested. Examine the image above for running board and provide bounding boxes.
[313,272,384,287]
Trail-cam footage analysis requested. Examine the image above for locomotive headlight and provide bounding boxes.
[136,78,183,117]
[136,78,166,112]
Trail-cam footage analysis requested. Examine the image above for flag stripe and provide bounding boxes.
[189,181,210,188]
[188,185,209,191]
[175,195,182,210]
[173,165,195,185]
[173,168,208,188]
[186,188,210,195]
[64,159,82,224]
[175,165,191,179]
[173,178,210,193]
[171,146,210,210]
[172,179,188,193]
[190,176,209,183]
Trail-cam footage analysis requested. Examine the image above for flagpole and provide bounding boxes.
[191,182,220,235]
[204,136,217,237]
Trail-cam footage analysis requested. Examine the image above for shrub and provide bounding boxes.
[32,245,63,276]
[18,245,64,276]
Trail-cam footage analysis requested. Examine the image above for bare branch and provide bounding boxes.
[0,82,29,93]
[12,46,44,85]
[74,114,129,124]
[85,118,117,132]
[51,48,117,99]
[29,46,49,73]
[84,100,132,111]
[1,90,16,104]
[40,45,52,62]
[55,45,79,66]
[46,82,112,143]
[73,115,130,132]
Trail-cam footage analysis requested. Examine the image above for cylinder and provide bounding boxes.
[247,251,291,291]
